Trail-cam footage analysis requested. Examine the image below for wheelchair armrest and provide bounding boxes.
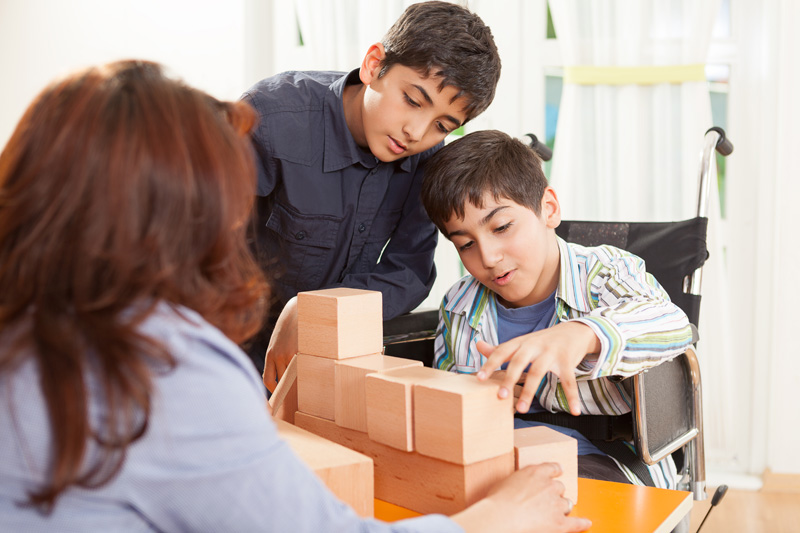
[383,308,438,345]
[632,345,706,500]
[382,309,439,367]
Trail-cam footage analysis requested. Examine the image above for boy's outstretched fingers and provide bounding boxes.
[475,339,497,378]
[560,373,582,416]
[476,340,517,400]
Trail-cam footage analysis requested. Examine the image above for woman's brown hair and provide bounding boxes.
[0,60,268,511]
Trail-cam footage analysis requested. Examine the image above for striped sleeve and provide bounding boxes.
[433,296,455,371]
[571,245,693,379]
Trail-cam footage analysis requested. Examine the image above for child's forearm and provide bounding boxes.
[572,305,693,379]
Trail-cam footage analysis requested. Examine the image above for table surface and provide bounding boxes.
[375,477,693,533]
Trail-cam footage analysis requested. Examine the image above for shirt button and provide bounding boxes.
[370,168,378,175]
[358,223,366,233]
[295,231,306,240]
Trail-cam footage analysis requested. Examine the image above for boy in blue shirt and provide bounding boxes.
[420,129,694,488]
[241,2,501,388]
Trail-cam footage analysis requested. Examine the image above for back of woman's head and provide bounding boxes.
[0,59,266,339]
[0,60,268,510]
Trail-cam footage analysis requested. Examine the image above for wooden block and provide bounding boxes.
[275,419,374,517]
[365,366,457,451]
[335,354,422,432]
[297,353,336,420]
[514,425,578,504]
[295,411,514,516]
[269,354,298,424]
[414,373,514,465]
[297,288,383,359]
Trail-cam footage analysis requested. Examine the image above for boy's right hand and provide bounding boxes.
[263,297,299,393]
[475,321,601,416]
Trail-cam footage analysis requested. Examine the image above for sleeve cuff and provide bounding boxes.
[571,316,625,379]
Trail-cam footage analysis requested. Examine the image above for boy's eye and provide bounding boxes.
[494,223,512,234]
[404,93,420,108]
[436,121,451,134]
[458,240,474,252]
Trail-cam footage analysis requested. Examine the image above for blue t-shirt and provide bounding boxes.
[496,291,604,456]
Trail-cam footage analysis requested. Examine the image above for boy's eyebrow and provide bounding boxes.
[479,206,509,226]
[412,84,463,128]
[446,206,508,238]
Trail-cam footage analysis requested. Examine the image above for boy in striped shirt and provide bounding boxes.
[420,129,693,488]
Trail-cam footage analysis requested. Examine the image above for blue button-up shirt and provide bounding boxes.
[242,70,439,320]
[0,303,461,532]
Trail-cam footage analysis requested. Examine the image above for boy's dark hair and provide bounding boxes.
[421,129,548,236]
[380,1,500,122]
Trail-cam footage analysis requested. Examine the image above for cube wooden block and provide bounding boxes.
[365,366,457,451]
[297,353,336,420]
[297,288,383,359]
[514,425,578,503]
[275,419,374,517]
[295,411,514,516]
[414,374,514,465]
[335,354,423,432]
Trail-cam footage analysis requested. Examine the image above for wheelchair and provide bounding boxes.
[383,127,734,501]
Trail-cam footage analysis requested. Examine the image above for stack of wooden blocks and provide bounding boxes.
[275,287,578,518]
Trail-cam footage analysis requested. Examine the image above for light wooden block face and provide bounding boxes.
[414,374,515,465]
[275,419,374,517]
[295,412,515,516]
[514,426,578,504]
[297,288,383,359]
[297,353,336,420]
[365,366,457,451]
[270,354,298,424]
[335,354,422,432]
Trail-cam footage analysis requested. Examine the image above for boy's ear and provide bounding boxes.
[359,43,386,86]
[542,187,562,229]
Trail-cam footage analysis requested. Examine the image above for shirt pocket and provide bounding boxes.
[265,202,341,289]
[355,208,402,271]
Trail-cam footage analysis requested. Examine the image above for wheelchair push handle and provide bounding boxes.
[524,133,553,162]
[706,126,734,156]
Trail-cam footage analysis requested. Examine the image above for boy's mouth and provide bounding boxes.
[388,136,406,154]
[493,270,514,286]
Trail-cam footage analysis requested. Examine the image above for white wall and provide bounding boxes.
[0,0,250,147]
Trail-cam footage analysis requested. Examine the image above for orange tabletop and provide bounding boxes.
[376,477,692,533]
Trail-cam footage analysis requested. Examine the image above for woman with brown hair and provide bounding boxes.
[0,60,589,533]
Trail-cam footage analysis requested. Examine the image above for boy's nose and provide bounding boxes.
[402,118,426,143]
[479,243,502,269]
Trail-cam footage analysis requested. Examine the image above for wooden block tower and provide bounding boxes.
[278,287,577,516]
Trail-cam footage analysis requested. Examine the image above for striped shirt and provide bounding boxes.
[434,237,693,488]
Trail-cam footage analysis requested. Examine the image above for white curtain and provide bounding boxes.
[548,0,739,479]
[292,0,416,72]
[548,0,721,222]
[729,0,800,476]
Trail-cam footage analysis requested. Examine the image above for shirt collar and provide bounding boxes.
[322,69,412,173]
[443,276,497,330]
[443,236,593,321]
[555,236,593,313]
